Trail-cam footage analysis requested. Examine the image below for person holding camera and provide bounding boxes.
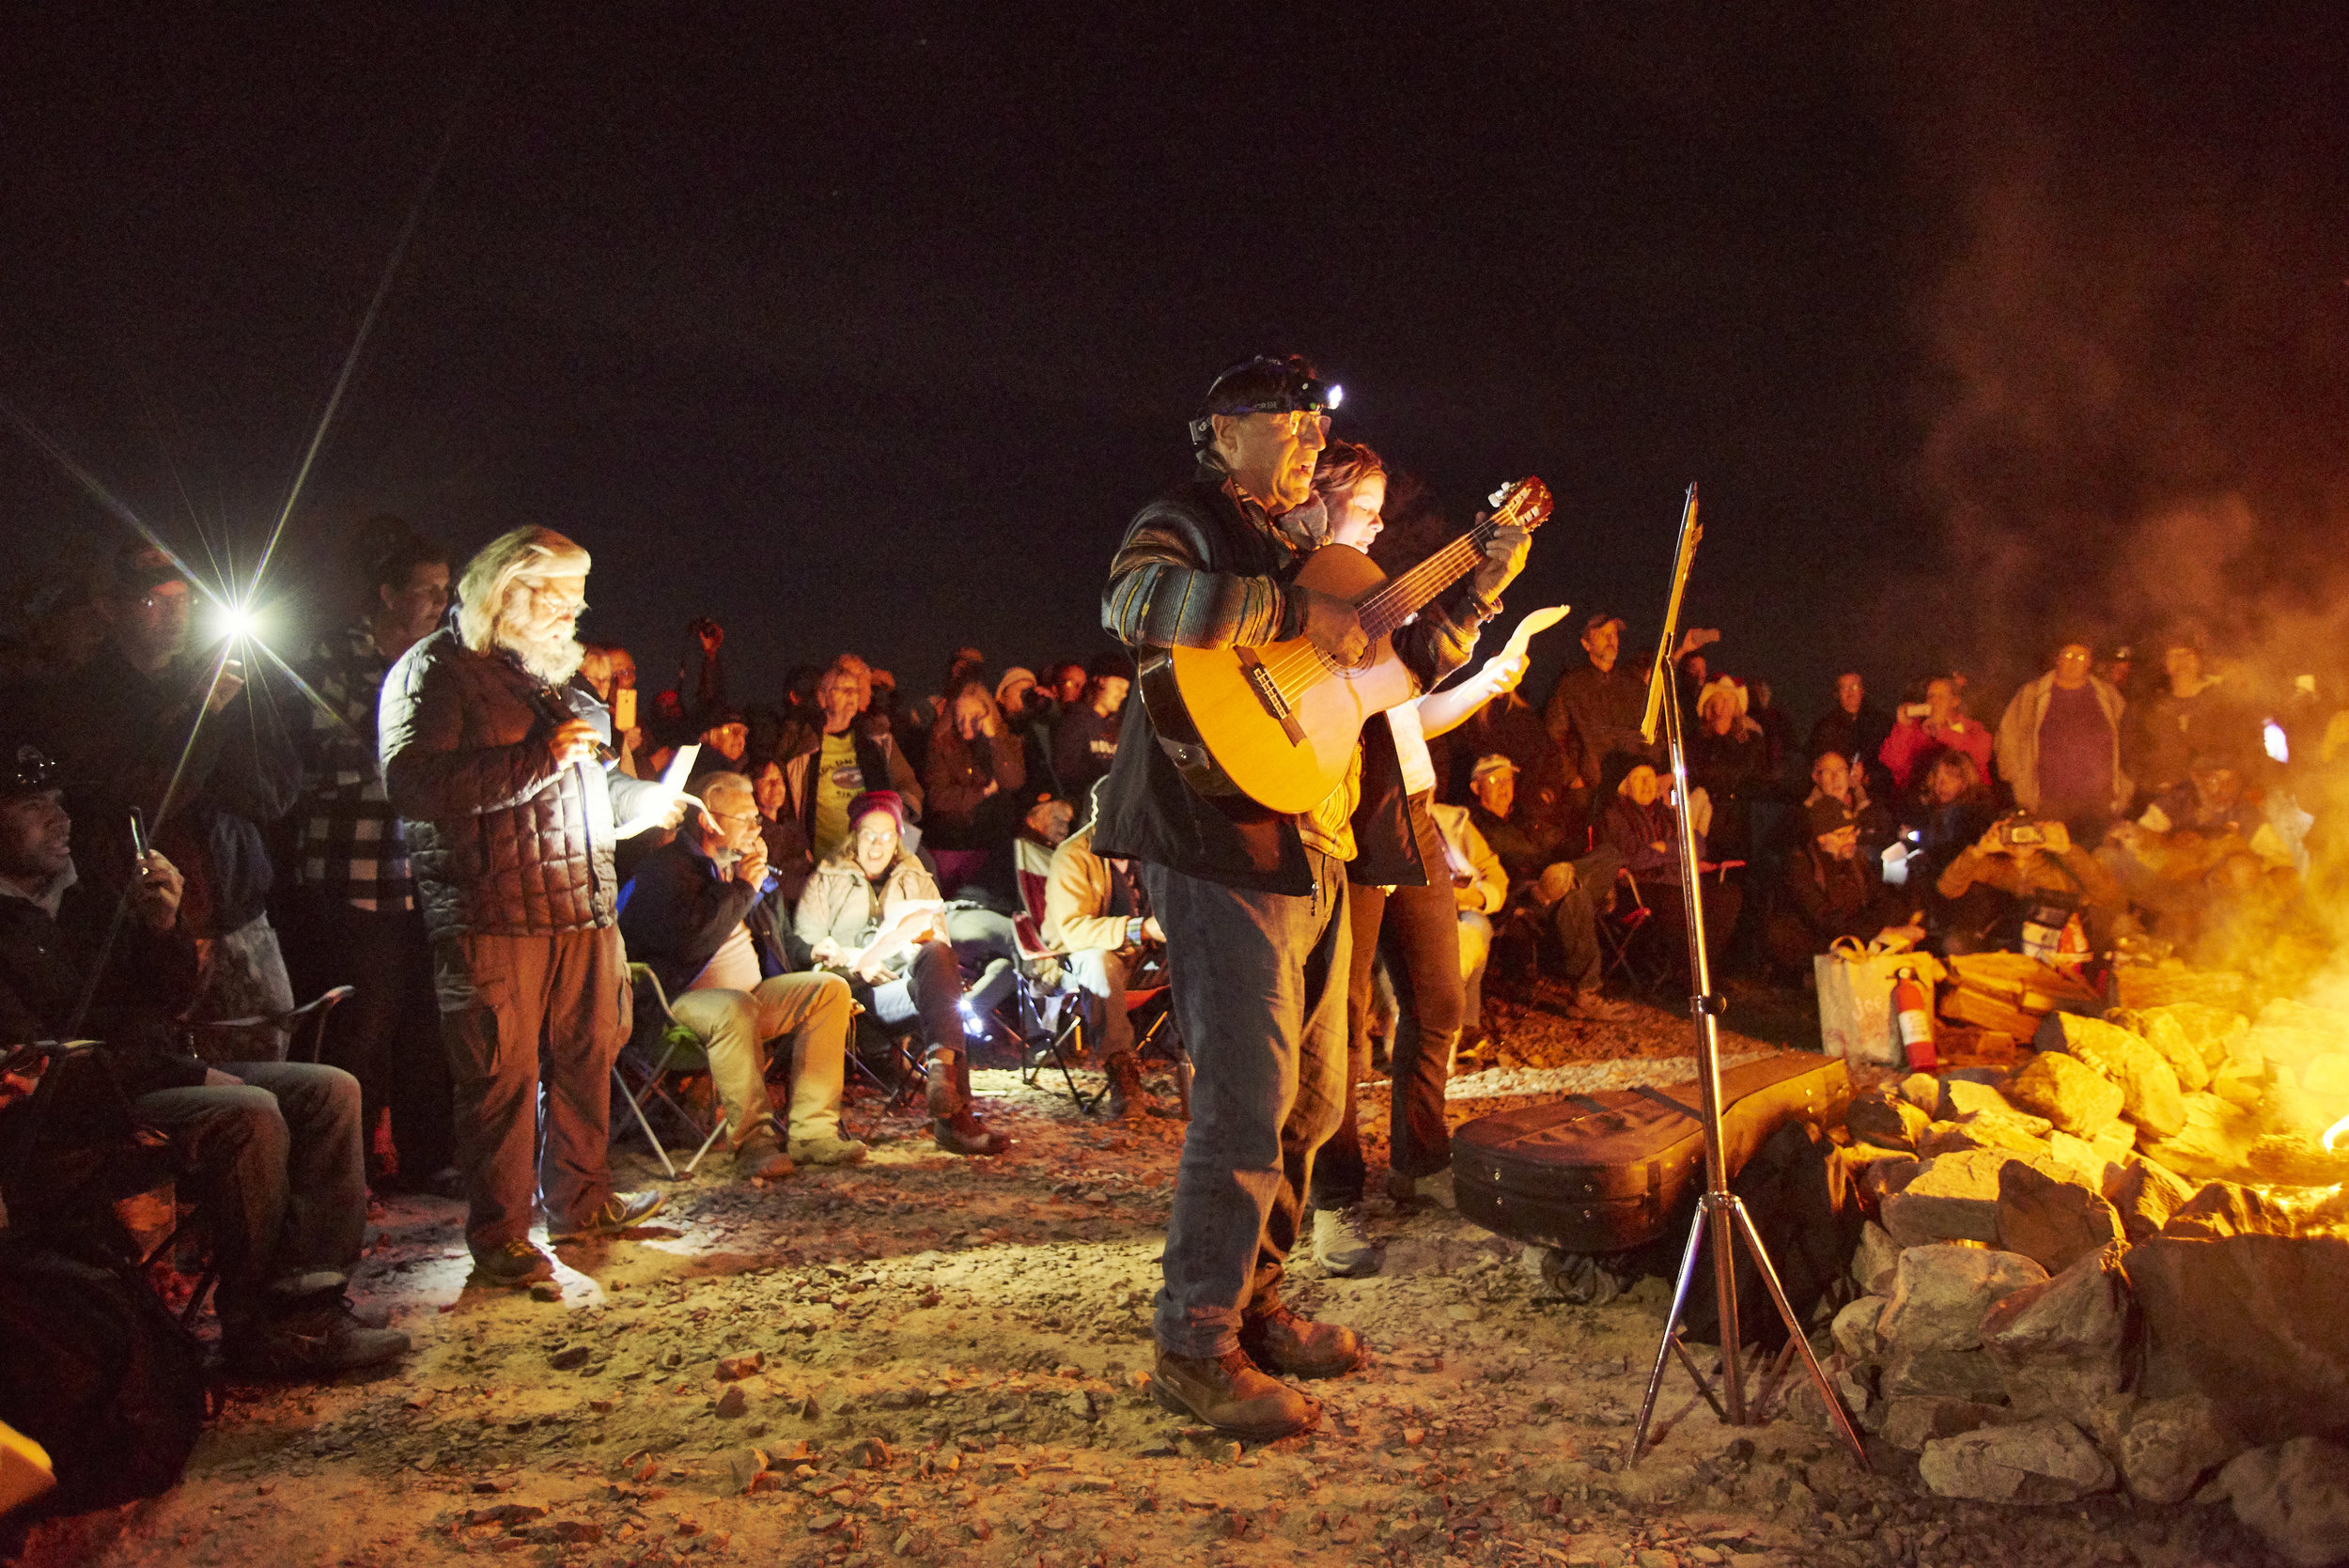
[0,737,406,1374]
[1878,675,1990,795]
[1932,811,2126,956]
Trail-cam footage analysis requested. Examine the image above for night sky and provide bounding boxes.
[6,5,2346,723]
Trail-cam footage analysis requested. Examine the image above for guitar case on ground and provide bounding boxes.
[1450,1049,1852,1258]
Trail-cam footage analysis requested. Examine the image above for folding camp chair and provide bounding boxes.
[186,985,355,1065]
[845,1004,926,1111]
[610,965,727,1178]
[0,1043,225,1328]
[1003,837,1186,1113]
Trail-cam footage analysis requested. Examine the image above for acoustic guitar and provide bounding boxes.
[1137,475,1553,814]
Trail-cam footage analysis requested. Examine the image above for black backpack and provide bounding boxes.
[0,1238,208,1511]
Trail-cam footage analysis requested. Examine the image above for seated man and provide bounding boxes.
[1467,753,1630,1020]
[1426,798,1509,1042]
[1040,800,1166,1118]
[794,791,1006,1156]
[0,740,404,1376]
[1600,758,1742,974]
[1763,798,1921,975]
[618,771,867,1178]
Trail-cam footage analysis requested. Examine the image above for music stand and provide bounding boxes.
[1626,484,1866,1467]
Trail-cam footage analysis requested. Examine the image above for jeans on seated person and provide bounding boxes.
[943,906,1020,1017]
[857,939,971,1063]
[668,971,853,1144]
[1457,909,1492,1033]
[1066,947,1142,1062]
[132,1060,366,1328]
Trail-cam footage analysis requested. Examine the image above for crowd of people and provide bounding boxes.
[1,353,2345,1452]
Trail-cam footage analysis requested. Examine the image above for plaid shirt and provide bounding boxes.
[294,620,415,912]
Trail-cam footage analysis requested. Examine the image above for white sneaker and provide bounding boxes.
[1311,1207,1380,1277]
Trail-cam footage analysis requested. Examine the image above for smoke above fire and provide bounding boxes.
[1878,4,2349,702]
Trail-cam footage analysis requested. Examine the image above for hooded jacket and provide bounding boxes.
[1092,468,1482,893]
[381,626,666,939]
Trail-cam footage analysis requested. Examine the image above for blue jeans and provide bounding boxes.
[1142,852,1350,1358]
[133,1061,367,1326]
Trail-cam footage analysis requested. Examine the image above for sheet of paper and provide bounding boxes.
[1501,604,1571,664]
[615,743,705,838]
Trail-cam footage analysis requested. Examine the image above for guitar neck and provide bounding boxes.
[1357,519,1500,641]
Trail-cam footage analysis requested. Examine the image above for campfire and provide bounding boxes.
[1807,956,2349,1561]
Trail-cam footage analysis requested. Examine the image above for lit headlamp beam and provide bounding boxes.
[0,392,232,618]
[243,25,496,605]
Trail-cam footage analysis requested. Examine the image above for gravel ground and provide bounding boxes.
[7,979,2285,1568]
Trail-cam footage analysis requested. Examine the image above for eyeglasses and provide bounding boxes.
[709,809,761,828]
[528,583,588,615]
[852,828,897,845]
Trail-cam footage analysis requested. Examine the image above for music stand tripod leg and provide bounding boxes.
[1733,1196,1868,1463]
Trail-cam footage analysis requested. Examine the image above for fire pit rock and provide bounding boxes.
[2125,1230,2349,1448]
[1878,1245,2046,1351]
[1980,1241,2129,1420]
[2208,1436,2349,1568]
[2110,1389,2248,1506]
[2003,1051,2125,1139]
[1879,1150,2009,1248]
[1916,1415,2115,1503]
[1880,1395,2020,1452]
[2035,1012,2187,1138]
[1996,1157,2123,1274]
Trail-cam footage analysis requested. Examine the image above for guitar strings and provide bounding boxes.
[1252,501,1523,700]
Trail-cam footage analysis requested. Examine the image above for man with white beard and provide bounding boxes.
[381,527,691,1288]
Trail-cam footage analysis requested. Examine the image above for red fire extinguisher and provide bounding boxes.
[1893,966,1937,1072]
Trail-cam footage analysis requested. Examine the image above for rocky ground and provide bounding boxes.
[8,980,2294,1568]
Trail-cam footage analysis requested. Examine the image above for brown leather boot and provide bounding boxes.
[927,1052,1007,1157]
[1100,1052,1145,1119]
[1239,1304,1366,1379]
[1148,1346,1318,1440]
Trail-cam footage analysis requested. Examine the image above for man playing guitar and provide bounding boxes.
[1094,356,1530,1437]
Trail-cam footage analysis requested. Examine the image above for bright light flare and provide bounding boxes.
[2326,1113,2348,1155]
[208,599,263,645]
[2264,720,2290,765]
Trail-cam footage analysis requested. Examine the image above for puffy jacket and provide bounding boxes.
[381,627,666,939]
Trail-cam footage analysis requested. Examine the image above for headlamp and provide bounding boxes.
[0,743,60,798]
[1189,356,1343,449]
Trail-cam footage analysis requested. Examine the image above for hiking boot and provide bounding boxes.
[733,1130,795,1182]
[1239,1304,1366,1379]
[1100,1053,1146,1120]
[928,1052,1007,1157]
[788,1132,871,1166]
[548,1190,665,1241]
[228,1293,412,1378]
[473,1238,556,1288]
[1310,1207,1379,1277]
[1562,987,1635,1023]
[1147,1346,1318,1440]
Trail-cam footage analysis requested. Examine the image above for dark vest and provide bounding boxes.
[1092,478,1434,895]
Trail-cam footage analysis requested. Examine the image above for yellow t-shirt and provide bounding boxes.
[811,731,865,859]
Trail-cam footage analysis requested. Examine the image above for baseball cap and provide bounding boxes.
[1470,753,1519,784]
